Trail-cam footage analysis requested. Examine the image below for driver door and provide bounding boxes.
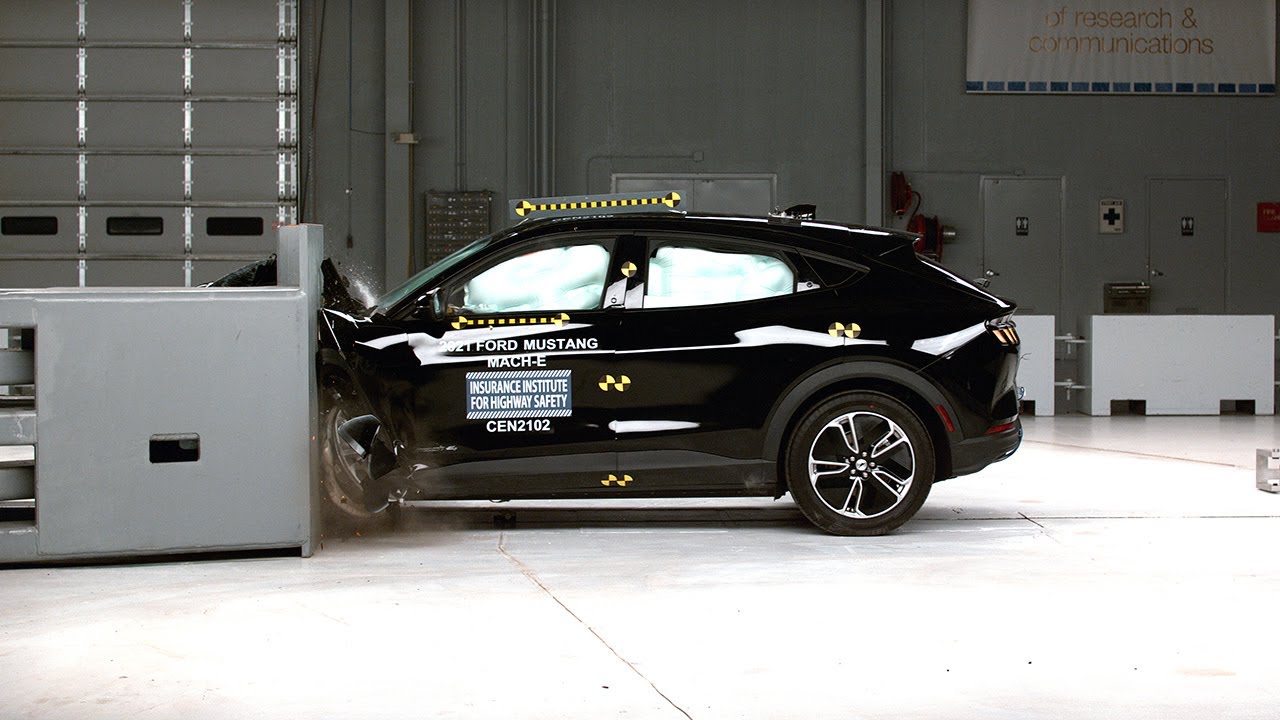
[352,234,629,497]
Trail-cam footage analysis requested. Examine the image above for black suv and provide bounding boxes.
[318,198,1022,535]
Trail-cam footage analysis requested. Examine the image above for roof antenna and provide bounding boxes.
[769,203,817,221]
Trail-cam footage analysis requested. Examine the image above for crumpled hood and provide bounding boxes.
[204,255,369,315]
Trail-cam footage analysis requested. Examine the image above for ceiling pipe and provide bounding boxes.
[531,0,556,196]
[454,0,466,190]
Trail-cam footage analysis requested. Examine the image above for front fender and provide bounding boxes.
[319,308,359,353]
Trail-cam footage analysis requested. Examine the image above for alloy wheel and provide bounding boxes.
[807,411,916,519]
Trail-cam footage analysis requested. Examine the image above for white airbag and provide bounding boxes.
[465,244,609,313]
[645,246,793,308]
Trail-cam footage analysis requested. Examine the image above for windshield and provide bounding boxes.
[374,232,501,314]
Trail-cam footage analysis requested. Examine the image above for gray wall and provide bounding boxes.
[302,0,387,299]
[890,0,1280,323]
[303,0,868,293]
[303,0,1278,404]
[889,0,1279,406]
[553,1,864,210]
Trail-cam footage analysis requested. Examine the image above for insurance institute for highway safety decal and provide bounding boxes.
[466,369,572,419]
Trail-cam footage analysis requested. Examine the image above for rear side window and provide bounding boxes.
[802,254,863,288]
[644,245,795,308]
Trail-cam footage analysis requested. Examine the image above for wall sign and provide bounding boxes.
[967,1,1276,95]
[1099,199,1125,234]
[1258,203,1280,233]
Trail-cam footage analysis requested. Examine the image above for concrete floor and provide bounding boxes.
[1,417,1278,719]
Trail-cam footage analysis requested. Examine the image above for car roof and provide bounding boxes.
[504,212,914,261]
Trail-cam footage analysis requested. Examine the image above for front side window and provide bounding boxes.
[644,244,795,308]
[377,231,500,314]
[457,243,611,314]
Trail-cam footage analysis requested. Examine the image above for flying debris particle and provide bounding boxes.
[338,263,381,307]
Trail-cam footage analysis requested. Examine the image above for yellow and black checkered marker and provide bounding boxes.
[620,261,637,278]
[602,474,633,487]
[451,312,569,331]
[598,374,631,392]
[510,191,682,220]
[828,322,862,339]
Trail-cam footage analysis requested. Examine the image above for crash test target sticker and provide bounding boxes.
[466,369,572,420]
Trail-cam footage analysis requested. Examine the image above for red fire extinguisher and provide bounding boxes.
[891,172,953,260]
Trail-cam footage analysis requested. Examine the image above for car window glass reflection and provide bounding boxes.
[461,243,610,313]
[644,245,794,308]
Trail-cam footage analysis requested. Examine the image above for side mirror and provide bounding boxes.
[412,287,443,320]
[429,287,444,319]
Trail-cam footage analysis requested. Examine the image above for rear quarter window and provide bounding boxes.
[800,254,864,288]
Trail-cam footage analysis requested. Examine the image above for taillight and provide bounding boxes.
[985,421,1017,435]
[987,319,1019,346]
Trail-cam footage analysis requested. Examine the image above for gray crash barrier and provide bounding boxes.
[0,225,323,563]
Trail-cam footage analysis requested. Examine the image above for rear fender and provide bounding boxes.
[761,359,958,474]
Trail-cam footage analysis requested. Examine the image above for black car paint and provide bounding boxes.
[319,214,1022,506]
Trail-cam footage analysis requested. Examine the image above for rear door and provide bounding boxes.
[608,231,848,493]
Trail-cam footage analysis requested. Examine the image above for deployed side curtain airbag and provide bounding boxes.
[645,246,794,308]
[464,244,610,313]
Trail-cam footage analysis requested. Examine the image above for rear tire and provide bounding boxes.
[785,391,935,536]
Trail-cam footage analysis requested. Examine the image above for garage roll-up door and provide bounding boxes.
[0,0,298,288]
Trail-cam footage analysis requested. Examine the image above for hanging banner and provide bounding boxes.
[966,1,1276,94]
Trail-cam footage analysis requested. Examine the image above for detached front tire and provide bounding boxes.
[785,391,935,536]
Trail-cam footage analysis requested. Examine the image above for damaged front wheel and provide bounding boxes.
[320,403,390,522]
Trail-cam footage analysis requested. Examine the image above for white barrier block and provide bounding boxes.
[1259,449,1280,493]
[1014,315,1055,416]
[1083,315,1275,416]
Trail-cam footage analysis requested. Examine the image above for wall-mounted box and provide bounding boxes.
[1258,202,1280,232]
[1103,283,1150,314]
